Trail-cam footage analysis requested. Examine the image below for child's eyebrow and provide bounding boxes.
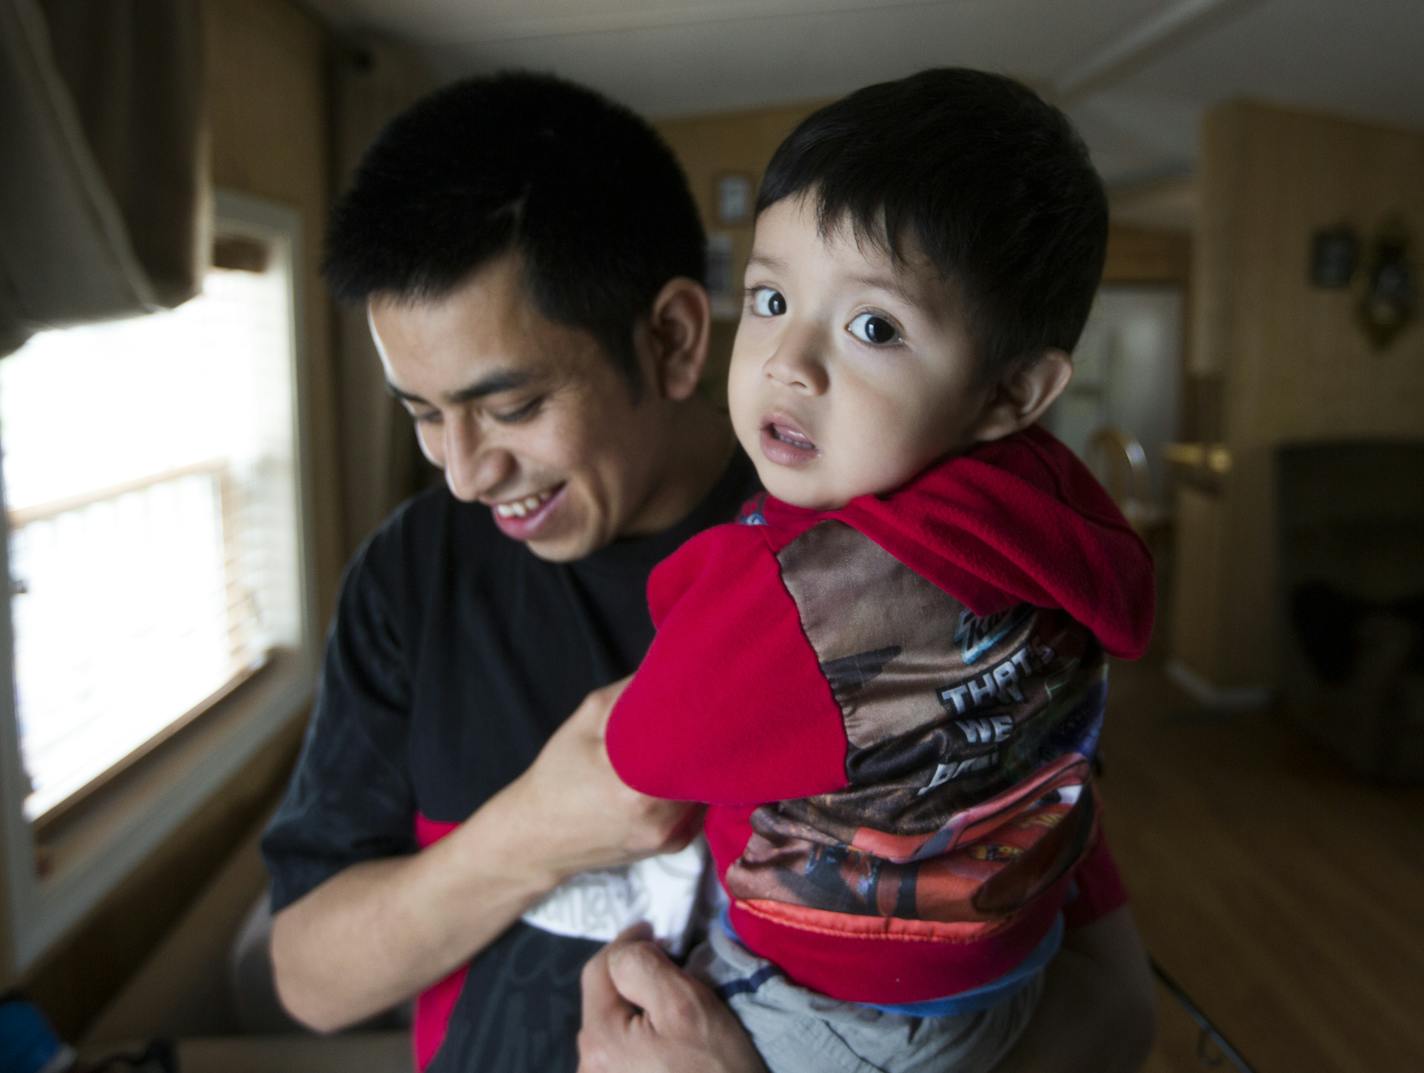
[745,252,787,274]
[849,273,915,307]
[746,253,916,307]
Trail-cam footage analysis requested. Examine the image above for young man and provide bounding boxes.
[262,71,1154,1073]
[263,71,740,1072]
[605,69,1154,1073]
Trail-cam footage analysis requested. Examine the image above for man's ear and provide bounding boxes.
[643,277,711,401]
[972,349,1073,443]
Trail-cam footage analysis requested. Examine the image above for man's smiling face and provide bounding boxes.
[369,252,680,562]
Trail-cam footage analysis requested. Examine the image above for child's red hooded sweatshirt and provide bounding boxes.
[608,425,1154,1003]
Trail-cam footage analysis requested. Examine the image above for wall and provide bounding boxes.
[22,0,333,1037]
[26,720,305,1039]
[207,0,342,614]
[1102,226,1190,284]
[1170,100,1424,691]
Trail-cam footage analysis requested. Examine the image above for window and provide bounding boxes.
[0,191,318,974]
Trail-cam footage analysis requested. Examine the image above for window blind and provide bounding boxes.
[1,260,302,822]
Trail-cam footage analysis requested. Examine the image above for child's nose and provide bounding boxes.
[764,333,829,394]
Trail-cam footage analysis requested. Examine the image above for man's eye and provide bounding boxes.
[493,398,542,424]
[847,312,901,346]
[411,409,442,426]
[748,287,787,317]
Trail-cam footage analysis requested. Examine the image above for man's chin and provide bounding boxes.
[522,532,597,563]
[517,495,604,563]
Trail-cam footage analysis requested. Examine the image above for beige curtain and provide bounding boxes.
[0,0,207,357]
[330,36,437,555]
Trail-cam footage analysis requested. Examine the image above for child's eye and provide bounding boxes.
[847,313,901,345]
[748,287,787,317]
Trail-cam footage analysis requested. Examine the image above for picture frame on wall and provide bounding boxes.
[706,232,738,320]
[715,172,754,226]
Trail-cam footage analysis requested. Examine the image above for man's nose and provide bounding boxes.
[763,328,829,394]
[443,416,512,502]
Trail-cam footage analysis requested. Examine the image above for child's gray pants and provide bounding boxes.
[688,923,1042,1073]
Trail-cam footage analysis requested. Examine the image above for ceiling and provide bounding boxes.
[301,0,1424,219]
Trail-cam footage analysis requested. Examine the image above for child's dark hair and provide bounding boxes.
[323,71,705,391]
[757,68,1107,380]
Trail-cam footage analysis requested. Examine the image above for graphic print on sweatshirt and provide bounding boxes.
[724,521,1105,926]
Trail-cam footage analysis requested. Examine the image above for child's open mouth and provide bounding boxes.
[760,417,818,467]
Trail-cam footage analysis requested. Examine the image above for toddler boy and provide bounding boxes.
[606,68,1155,1073]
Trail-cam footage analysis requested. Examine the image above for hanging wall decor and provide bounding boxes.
[1309,225,1358,288]
[1356,218,1416,351]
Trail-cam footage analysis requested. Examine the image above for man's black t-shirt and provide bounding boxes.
[262,452,756,1072]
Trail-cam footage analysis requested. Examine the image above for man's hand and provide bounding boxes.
[578,927,768,1073]
[271,678,699,1033]
[570,810,1154,1073]
[506,676,702,886]
[574,907,1155,1073]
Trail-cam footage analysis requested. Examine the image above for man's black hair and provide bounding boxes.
[757,67,1108,380]
[323,71,706,390]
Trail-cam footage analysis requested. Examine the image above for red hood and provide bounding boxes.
[760,426,1155,659]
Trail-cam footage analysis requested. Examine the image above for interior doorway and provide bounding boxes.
[1045,284,1184,510]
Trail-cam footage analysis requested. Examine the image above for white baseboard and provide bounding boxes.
[1166,658,1273,710]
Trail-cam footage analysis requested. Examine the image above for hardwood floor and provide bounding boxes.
[1100,654,1424,1073]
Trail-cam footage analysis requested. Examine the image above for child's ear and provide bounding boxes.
[972,349,1073,443]
[643,277,711,400]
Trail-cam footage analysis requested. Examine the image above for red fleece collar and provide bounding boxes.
[761,427,1155,659]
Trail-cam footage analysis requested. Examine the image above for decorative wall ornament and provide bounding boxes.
[705,232,738,320]
[1309,225,1358,288]
[714,172,753,225]
[1356,218,1416,351]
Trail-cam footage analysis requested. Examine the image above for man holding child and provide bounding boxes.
[263,70,1155,1073]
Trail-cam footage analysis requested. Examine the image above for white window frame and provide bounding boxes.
[0,190,320,980]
